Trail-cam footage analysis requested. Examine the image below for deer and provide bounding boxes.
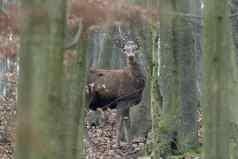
[86,37,146,146]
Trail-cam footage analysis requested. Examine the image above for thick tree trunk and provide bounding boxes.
[16,1,67,159]
[159,0,200,155]
[173,0,199,151]
[203,0,238,158]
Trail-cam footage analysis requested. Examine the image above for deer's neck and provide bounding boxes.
[127,57,144,79]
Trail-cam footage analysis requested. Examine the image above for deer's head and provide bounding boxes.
[123,40,138,61]
[113,34,140,64]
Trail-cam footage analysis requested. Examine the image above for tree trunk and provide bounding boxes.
[159,0,201,155]
[158,0,180,156]
[130,25,152,140]
[148,24,161,158]
[63,26,88,159]
[203,0,238,158]
[129,0,156,141]
[173,0,199,151]
[231,0,238,65]
[16,1,67,159]
[75,30,88,159]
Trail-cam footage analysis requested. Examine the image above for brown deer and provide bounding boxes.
[87,38,146,146]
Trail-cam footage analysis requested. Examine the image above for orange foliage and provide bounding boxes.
[0,1,159,58]
[70,0,159,29]
[0,4,17,58]
[0,4,17,34]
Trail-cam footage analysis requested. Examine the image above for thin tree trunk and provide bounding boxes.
[75,30,88,159]
[148,24,161,158]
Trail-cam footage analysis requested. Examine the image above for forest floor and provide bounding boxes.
[86,111,146,159]
[0,95,145,159]
[0,84,16,159]
[0,86,146,159]
[0,87,202,159]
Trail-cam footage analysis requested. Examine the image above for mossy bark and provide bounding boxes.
[63,27,88,159]
[159,0,200,155]
[75,30,88,159]
[148,25,161,158]
[130,24,152,139]
[129,0,159,140]
[158,0,180,156]
[16,0,67,159]
[173,0,199,151]
[203,0,238,158]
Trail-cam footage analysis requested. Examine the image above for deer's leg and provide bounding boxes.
[115,112,122,146]
[115,102,131,146]
[106,107,112,113]
[96,108,106,127]
[97,108,105,119]
[122,108,131,143]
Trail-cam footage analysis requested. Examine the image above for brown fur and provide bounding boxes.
[87,57,145,111]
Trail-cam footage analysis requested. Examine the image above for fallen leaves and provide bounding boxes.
[86,110,145,159]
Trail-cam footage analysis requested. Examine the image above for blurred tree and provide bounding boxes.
[16,0,68,159]
[128,25,152,140]
[128,0,155,141]
[159,0,200,156]
[203,0,238,158]
[174,0,199,152]
[74,29,88,159]
[158,0,180,156]
[147,24,161,158]
[64,29,87,159]
[231,0,238,64]
[230,1,238,158]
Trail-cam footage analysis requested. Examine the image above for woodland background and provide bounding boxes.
[0,0,238,159]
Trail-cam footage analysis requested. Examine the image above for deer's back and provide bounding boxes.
[87,68,145,109]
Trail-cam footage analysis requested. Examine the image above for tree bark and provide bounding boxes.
[203,0,238,158]
[16,0,67,159]
[148,24,161,158]
[173,0,199,151]
[75,30,88,159]
[158,0,180,156]
[231,0,238,65]
[64,28,88,159]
